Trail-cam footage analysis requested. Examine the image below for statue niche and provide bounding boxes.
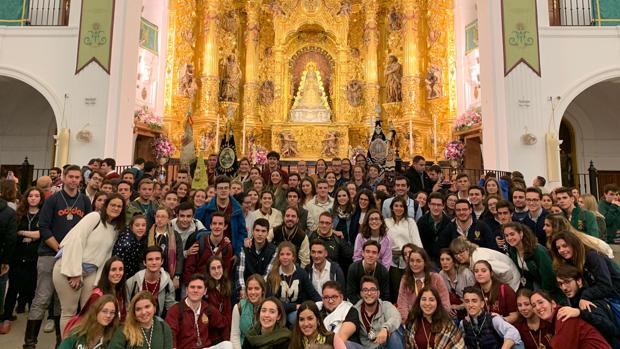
[290,62,331,122]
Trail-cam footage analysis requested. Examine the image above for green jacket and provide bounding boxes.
[58,335,105,349]
[599,200,620,233]
[570,206,599,238]
[108,318,173,349]
[509,244,565,304]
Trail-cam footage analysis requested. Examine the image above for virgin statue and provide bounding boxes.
[290,62,331,122]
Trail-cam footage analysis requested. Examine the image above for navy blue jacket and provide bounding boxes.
[195,196,246,255]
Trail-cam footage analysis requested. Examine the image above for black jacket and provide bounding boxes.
[304,261,346,292]
[438,217,499,251]
[308,231,353,269]
[416,212,451,264]
[346,261,390,304]
[0,199,16,264]
[568,290,620,345]
[522,209,550,246]
[405,167,432,194]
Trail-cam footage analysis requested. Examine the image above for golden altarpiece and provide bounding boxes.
[164,0,457,161]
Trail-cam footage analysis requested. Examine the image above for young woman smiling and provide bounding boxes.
[231,275,267,349]
[246,191,283,239]
[513,288,552,349]
[352,209,393,270]
[266,242,321,325]
[404,286,465,349]
[386,196,423,303]
[64,257,128,336]
[108,291,173,349]
[300,178,317,208]
[53,194,126,333]
[332,187,354,242]
[438,248,475,320]
[349,189,376,245]
[397,246,451,323]
[113,215,148,279]
[550,231,620,306]
[530,290,610,349]
[504,222,563,301]
[205,256,233,342]
[289,301,346,349]
[242,297,291,349]
[472,260,519,324]
[58,295,120,349]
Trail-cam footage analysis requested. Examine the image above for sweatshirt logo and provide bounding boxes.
[58,207,86,219]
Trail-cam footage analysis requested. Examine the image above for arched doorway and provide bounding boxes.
[561,76,620,193]
[0,76,57,169]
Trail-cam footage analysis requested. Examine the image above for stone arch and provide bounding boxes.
[0,65,62,130]
[0,68,59,167]
[555,66,620,134]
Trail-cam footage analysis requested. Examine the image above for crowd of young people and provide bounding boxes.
[0,152,620,349]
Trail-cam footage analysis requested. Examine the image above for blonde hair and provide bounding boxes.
[123,291,157,347]
[268,242,297,292]
[580,194,604,219]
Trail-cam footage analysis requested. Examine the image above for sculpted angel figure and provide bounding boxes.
[278,132,299,157]
[384,55,402,102]
[322,131,339,157]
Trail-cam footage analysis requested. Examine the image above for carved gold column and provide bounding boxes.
[242,0,261,154]
[401,0,419,159]
[198,0,220,153]
[363,0,379,122]
[426,0,454,160]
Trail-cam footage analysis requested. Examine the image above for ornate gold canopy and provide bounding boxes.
[164,0,456,161]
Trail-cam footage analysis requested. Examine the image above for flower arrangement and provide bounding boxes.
[251,145,268,166]
[152,135,176,158]
[134,106,163,130]
[454,107,482,132]
[443,140,465,161]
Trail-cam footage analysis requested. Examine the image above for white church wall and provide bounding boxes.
[0,0,143,168]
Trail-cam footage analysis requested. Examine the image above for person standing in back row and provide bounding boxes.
[24,165,92,349]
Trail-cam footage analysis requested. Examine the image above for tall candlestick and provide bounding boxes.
[242,118,247,155]
[215,115,220,153]
[408,117,414,157]
[433,114,438,160]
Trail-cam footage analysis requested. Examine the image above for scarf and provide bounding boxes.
[244,325,291,349]
[239,299,256,344]
[336,207,351,220]
[321,301,353,333]
[147,224,177,277]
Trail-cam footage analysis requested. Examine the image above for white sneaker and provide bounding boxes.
[43,319,54,333]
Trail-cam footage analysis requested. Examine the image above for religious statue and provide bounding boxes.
[180,114,196,165]
[337,0,352,16]
[322,131,340,157]
[179,63,198,98]
[384,55,403,103]
[346,80,363,107]
[290,62,331,122]
[388,8,403,31]
[221,10,238,33]
[219,55,242,102]
[278,131,299,157]
[425,65,442,100]
[259,80,275,106]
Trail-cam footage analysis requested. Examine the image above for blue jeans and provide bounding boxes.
[287,310,297,328]
[377,327,404,349]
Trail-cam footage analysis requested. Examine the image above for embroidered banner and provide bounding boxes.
[75,0,115,74]
[0,0,29,26]
[501,0,541,76]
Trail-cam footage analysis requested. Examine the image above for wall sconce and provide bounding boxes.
[76,124,93,143]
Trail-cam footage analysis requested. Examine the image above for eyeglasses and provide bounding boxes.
[100,310,116,316]
[322,295,339,302]
[525,198,540,202]
[361,288,378,293]
[556,279,574,287]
